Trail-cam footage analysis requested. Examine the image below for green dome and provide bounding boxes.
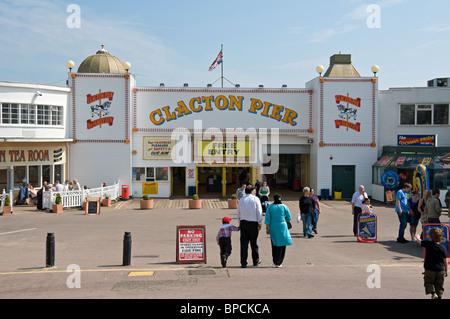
[77,45,126,74]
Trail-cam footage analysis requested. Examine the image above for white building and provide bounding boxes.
[2,47,447,204]
[373,79,450,204]
[67,49,380,199]
[0,81,71,191]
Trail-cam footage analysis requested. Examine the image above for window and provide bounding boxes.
[434,104,449,125]
[51,106,62,126]
[0,103,62,126]
[400,105,415,125]
[13,166,27,189]
[133,167,146,181]
[400,104,449,125]
[133,167,169,182]
[1,103,19,124]
[155,167,169,181]
[417,105,432,125]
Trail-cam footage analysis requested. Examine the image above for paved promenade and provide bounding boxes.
[0,197,448,301]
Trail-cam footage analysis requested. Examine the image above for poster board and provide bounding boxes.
[176,225,206,264]
[357,213,377,243]
[85,197,101,215]
[422,224,450,262]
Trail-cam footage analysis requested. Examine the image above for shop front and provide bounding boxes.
[0,142,68,191]
[372,145,450,204]
[132,87,313,198]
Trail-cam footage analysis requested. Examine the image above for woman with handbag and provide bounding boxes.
[264,194,292,268]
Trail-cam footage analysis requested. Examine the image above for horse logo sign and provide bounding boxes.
[86,90,115,130]
[334,94,361,132]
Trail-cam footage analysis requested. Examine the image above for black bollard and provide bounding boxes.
[46,233,55,268]
[122,232,132,266]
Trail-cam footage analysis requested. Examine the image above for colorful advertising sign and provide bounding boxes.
[357,213,377,243]
[397,135,437,146]
[143,137,175,160]
[423,224,449,257]
[134,89,312,132]
[334,93,361,132]
[176,225,207,264]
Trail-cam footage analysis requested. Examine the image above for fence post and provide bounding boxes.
[9,190,13,213]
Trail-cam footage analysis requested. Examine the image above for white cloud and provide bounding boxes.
[308,25,359,43]
[0,0,183,85]
[421,24,450,32]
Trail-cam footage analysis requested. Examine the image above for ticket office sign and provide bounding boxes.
[357,214,377,243]
[176,225,206,264]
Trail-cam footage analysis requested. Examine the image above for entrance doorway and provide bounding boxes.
[263,154,304,192]
[332,165,355,199]
[196,166,252,198]
[171,167,186,196]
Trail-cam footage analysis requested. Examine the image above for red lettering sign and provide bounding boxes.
[176,225,206,264]
[87,116,114,129]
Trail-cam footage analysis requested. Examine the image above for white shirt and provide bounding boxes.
[351,191,368,208]
[237,194,263,224]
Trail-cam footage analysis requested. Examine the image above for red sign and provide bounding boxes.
[176,225,206,264]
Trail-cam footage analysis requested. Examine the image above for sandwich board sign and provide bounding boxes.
[176,225,206,264]
[85,197,101,215]
[357,213,377,243]
[422,224,449,262]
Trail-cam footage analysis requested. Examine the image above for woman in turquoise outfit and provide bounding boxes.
[264,194,292,267]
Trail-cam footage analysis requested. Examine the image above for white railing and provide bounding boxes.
[44,180,121,208]
[0,189,13,211]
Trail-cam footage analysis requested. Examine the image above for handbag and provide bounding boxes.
[284,205,292,229]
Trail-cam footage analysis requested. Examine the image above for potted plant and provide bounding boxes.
[140,194,154,209]
[228,193,238,209]
[102,194,111,207]
[52,193,63,213]
[2,195,12,215]
[189,194,202,209]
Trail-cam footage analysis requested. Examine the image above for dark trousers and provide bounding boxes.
[271,241,286,266]
[353,206,362,236]
[239,220,259,266]
[219,237,232,257]
[424,269,445,298]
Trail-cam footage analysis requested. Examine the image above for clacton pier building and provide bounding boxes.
[1,47,449,205]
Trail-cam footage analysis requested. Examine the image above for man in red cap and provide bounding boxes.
[216,217,240,267]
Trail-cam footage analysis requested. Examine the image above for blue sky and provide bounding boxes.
[0,0,449,90]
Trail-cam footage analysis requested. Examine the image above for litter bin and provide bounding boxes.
[188,186,197,197]
[121,185,129,200]
[320,189,330,200]
[334,190,342,200]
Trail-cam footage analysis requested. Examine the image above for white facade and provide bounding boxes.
[378,86,450,152]
[372,85,450,204]
[306,77,379,198]
[68,73,133,189]
[0,81,71,191]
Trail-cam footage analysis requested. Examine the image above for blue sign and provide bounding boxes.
[381,171,400,190]
[358,214,377,243]
[397,135,437,146]
[423,224,449,254]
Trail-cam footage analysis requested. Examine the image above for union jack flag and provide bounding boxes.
[208,50,223,71]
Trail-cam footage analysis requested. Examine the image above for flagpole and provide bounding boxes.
[221,44,223,88]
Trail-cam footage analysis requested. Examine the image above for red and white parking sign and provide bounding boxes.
[176,225,206,264]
